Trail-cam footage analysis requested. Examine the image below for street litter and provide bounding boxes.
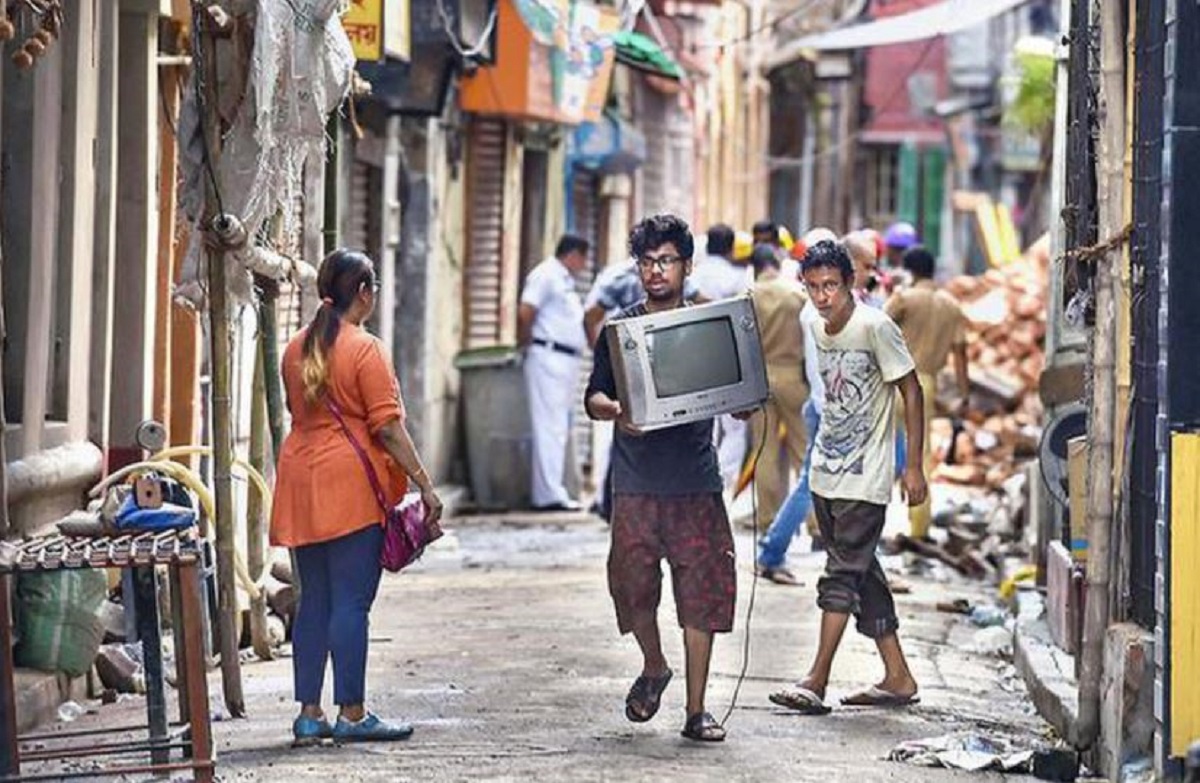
[889,732,1034,773]
[56,701,86,723]
[969,605,1009,627]
[969,626,1014,657]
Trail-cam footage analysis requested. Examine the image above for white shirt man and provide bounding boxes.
[518,235,590,510]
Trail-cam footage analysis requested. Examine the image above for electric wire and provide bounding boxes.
[719,402,769,727]
[437,0,498,60]
[190,4,226,220]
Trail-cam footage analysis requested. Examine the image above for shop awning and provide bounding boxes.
[568,111,647,174]
[614,30,682,80]
[764,0,1032,71]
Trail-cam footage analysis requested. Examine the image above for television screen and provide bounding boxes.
[647,317,742,398]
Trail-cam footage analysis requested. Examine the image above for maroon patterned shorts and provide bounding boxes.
[607,493,737,634]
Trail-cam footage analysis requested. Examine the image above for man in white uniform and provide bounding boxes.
[691,224,752,490]
[518,234,591,511]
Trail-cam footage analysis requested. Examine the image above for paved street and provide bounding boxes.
[22,510,1047,782]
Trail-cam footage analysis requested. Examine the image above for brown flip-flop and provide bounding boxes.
[839,685,920,707]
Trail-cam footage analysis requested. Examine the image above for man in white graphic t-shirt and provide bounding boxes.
[767,239,927,716]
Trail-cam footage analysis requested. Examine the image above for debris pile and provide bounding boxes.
[890,241,1051,582]
[935,246,1050,492]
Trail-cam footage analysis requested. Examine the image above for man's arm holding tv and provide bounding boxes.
[585,327,642,435]
[585,327,620,419]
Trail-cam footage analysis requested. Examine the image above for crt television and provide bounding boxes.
[606,296,769,432]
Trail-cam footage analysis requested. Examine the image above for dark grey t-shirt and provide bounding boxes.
[585,304,724,496]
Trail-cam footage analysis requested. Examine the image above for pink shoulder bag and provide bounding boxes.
[326,399,441,572]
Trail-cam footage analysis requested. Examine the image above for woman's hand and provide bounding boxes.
[420,485,444,534]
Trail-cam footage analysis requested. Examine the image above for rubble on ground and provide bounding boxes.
[893,240,1050,582]
[937,240,1049,492]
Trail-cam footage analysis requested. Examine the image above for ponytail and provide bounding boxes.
[300,302,342,403]
[299,249,376,404]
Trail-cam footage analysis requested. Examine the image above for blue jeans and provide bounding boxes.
[292,523,384,707]
[757,399,821,569]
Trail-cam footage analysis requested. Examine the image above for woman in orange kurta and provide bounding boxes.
[270,249,443,746]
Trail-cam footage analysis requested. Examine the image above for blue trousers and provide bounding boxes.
[292,523,384,707]
[757,399,821,569]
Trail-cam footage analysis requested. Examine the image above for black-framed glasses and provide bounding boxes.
[804,281,844,297]
[636,254,683,271]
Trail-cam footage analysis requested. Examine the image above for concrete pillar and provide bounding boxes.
[109,9,159,467]
[89,0,119,455]
[0,18,63,457]
[58,0,101,445]
[377,115,402,362]
[402,117,464,480]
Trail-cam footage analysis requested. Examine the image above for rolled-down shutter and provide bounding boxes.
[345,160,373,254]
[571,169,602,475]
[464,118,508,349]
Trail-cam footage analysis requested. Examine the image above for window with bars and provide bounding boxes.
[864,144,901,229]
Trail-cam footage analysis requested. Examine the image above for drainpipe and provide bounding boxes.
[1077,0,1126,749]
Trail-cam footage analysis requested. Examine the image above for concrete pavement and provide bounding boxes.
[17,510,1049,782]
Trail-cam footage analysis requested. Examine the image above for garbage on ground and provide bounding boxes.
[890,733,1082,780]
[94,643,147,694]
[888,732,1034,773]
[1032,747,1081,781]
[56,701,87,723]
[968,625,1014,658]
[936,598,973,615]
[968,604,1009,628]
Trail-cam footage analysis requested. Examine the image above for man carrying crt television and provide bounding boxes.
[768,239,926,715]
[585,213,749,743]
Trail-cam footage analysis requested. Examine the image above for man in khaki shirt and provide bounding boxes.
[884,246,969,539]
[748,244,809,536]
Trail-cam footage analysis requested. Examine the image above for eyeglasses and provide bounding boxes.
[804,281,845,297]
[637,254,684,271]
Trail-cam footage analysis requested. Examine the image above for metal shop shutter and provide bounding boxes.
[570,169,602,476]
[464,118,508,349]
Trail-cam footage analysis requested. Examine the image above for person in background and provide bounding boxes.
[518,234,591,512]
[843,230,886,308]
[756,227,838,581]
[747,244,809,557]
[846,230,907,484]
[691,224,752,493]
[752,219,780,249]
[768,239,925,716]
[586,214,745,743]
[882,222,919,290]
[885,245,970,541]
[691,223,750,301]
[272,249,444,746]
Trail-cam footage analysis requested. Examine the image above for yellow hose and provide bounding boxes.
[89,454,275,599]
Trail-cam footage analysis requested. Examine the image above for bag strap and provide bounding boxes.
[325,398,390,515]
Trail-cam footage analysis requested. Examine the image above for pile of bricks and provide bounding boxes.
[929,245,1049,491]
